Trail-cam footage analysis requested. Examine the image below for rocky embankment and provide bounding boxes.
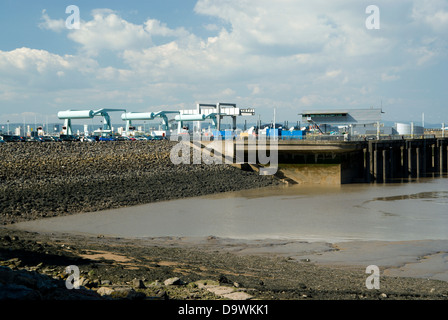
[0,140,281,225]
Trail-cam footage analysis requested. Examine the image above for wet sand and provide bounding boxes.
[2,227,448,301]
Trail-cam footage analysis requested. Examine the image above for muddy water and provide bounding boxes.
[12,177,448,243]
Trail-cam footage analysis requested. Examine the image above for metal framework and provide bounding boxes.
[57,108,126,135]
[121,111,180,135]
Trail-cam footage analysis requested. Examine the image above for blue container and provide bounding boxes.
[267,128,282,137]
[281,130,306,140]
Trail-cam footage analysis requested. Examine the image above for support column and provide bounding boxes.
[416,147,420,179]
[440,141,444,176]
[400,146,405,178]
[382,149,387,183]
[369,142,374,182]
[373,149,378,182]
[432,144,436,171]
[364,148,369,182]
[422,142,427,177]
[408,143,413,178]
[389,147,394,180]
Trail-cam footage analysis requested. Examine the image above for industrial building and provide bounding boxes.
[299,108,384,134]
[300,108,383,125]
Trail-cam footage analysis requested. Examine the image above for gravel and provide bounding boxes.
[0,141,280,225]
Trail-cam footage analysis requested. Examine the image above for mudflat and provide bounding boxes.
[1,141,448,301]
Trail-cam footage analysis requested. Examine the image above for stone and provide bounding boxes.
[132,278,146,289]
[218,274,232,284]
[206,285,234,296]
[155,290,168,299]
[101,280,112,286]
[0,283,42,300]
[223,291,253,300]
[126,290,146,300]
[164,277,182,286]
[97,287,114,296]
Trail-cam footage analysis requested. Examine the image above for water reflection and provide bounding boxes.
[371,191,448,202]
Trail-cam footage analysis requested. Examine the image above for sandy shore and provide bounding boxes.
[1,141,448,301]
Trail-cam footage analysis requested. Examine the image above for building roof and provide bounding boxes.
[299,108,383,125]
[300,110,350,115]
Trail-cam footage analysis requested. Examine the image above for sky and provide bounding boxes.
[0,0,447,127]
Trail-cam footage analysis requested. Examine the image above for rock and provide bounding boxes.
[132,278,146,289]
[164,277,182,286]
[223,291,253,300]
[155,290,168,300]
[97,287,114,296]
[206,286,234,296]
[126,290,146,300]
[110,287,132,298]
[218,274,232,284]
[379,293,388,299]
[148,280,161,287]
[101,280,112,286]
[0,283,42,300]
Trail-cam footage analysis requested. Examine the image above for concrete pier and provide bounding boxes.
[233,138,448,184]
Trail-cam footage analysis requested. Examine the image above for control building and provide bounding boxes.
[299,108,384,133]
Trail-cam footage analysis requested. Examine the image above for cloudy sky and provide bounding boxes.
[0,0,447,127]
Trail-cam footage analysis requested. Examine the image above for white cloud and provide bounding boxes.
[144,19,189,38]
[38,9,65,32]
[67,10,153,56]
[411,0,448,32]
[2,2,447,123]
[0,47,99,94]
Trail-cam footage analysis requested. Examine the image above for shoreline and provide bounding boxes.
[2,226,448,300]
[1,142,448,300]
[0,141,281,225]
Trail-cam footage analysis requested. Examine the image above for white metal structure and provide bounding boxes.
[57,108,126,135]
[178,103,255,133]
[121,111,179,136]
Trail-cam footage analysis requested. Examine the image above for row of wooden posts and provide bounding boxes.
[364,138,448,182]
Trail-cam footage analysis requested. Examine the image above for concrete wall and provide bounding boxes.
[277,164,341,185]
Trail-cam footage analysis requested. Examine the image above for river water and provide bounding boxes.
[12,177,448,243]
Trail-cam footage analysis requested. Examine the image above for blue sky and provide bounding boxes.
[0,0,447,127]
